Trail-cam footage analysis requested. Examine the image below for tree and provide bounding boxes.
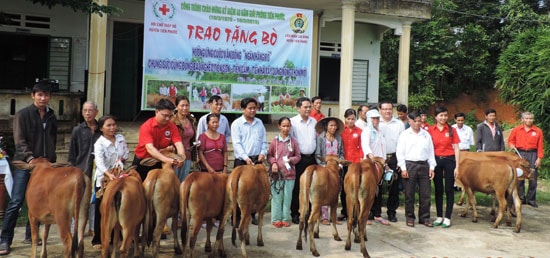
[27,0,119,15]
[496,26,550,133]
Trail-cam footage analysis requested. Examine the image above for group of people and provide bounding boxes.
[0,80,543,255]
[158,82,178,97]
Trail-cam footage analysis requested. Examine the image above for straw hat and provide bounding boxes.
[315,117,344,135]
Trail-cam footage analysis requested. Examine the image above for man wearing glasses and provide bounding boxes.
[132,98,185,180]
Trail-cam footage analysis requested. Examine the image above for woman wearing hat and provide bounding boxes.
[315,117,345,225]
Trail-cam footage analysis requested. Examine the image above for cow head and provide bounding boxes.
[517,158,534,180]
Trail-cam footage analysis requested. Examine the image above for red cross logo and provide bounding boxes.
[158,4,170,16]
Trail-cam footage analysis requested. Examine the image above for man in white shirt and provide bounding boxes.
[355,104,369,130]
[378,101,405,222]
[289,97,317,224]
[452,112,474,151]
[396,111,436,227]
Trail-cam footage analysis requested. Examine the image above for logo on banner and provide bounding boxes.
[153,1,176,21]
[290,13,308,33]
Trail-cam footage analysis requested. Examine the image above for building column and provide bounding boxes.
[87,0,108,116]
[397,22,411,106]
[338,0,355,119]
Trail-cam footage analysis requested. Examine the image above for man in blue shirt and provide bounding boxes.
[231,97,268,224]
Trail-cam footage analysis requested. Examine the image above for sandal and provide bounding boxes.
[93,244,102,250]
[273,221,282,228]
[321,219,330,225]
[374,217,390,226]
[366,220,373,225]
[406,219,415,227]
[281,221,290,227]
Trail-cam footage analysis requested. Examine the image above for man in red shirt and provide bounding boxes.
[309,96,325,122]
[508,111,544,208]
[132,99,185,180]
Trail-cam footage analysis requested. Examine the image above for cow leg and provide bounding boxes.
[28,216,39,258]
[257,210,264,246]
[511,187,522,233]
[42,224,51,258]
[330,204,341,241]
[490,194,497,223]
[296,213,304,250]
[465,188,478,222]
[188,216,201,258]
[56,214,73,258]
[119,226,133,258]
[181,212,189,256]
[308,204,321,257]
[172,214,182,254]
[457,189,465,206]
[100,217,113,258]
[205,219,213,252]
[493,191,506,228]
[213,210,230,258]
[112,225,122,258]
[344,194,355,250]
[152,215,164,257]
[238,210,251,258]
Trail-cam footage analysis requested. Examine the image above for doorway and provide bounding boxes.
[110,21,143,121]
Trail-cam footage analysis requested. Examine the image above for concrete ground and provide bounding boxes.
[3,202,548,257]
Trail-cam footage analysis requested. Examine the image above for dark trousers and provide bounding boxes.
[0,169,32,245]
[91,186,101,245]
[370,154,400,218]
[433,156,456,219]
[340,166,348,216]
[291,154,316,218]
[132,157,162,181]
[403,161,431,223]
[386,154,401,217]
[517,151,538,203]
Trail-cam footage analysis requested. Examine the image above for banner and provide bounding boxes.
[142,0,313,113]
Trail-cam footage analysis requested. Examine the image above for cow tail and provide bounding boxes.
[180,176,192,249]
[70,175,86,257]
[351,165,361,227]
[144,177,158,246]
[303,166,315,241]
[231,169,241,247]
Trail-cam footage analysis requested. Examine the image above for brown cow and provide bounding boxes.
[344,157,385,258]
[456,151,528,206]
[215,164,270,258]
[456,155,532,233]
[180,171,228,258]
[296,155,350,257]
[141,154,184,257]
[100,169,146,258]
[21,159,91,258]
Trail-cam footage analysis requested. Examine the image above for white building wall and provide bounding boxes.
[319,21,382,103]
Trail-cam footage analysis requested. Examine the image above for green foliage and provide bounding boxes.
[496,25,550,178]
[28,0,121,16]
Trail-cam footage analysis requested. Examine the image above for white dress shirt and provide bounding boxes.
[452,124,474,150]
[361,125,386,158]
[396,128,437,171]
[290,115,317,154]
[231,115,268,160]
[379,117,405,154]
[94,134,129,187]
